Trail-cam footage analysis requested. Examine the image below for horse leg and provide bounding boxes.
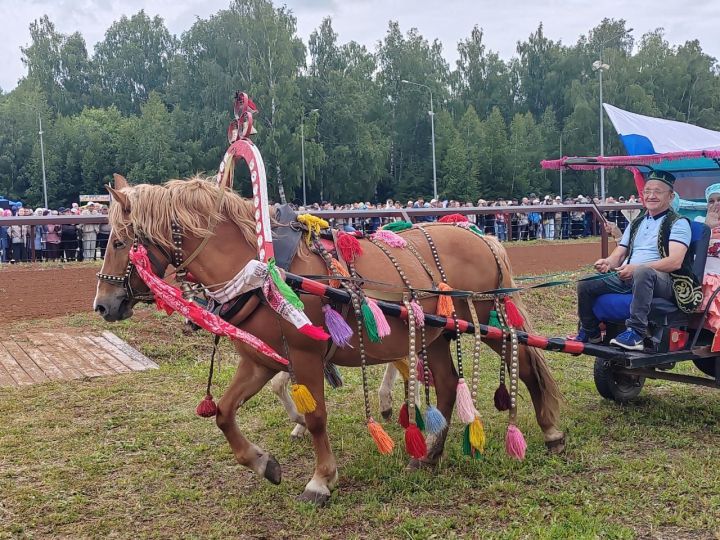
[269,371,307,439]
[294,354,337,506]
[408,337,458,470]
[486,340,565,454]
[215,356,283,484]
[378,363,399,420]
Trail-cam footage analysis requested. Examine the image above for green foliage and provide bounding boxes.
[4,10,720,206]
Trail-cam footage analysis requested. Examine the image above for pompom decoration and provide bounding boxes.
[417,355,434,387]
[361,301,380,343]
[469,416,486,453]
[324,363,344,389]
[297,214,329,244]
[410,300,425,328]
[367,298,391,339]
[504,298,525,328]
[404,424,427,459]
[336,232,362,263]
[329,258,350,288]
[438,213,468,223]
[425,405,448,434]
[414,406,425,431]
[298,324,331,341]
[368,418,395,455]
[196,394,218,418]
[456,378,478,424]
[322,304,353,347]
[462,425,481,459]
[398,402,409,429]
[488,310,502,329]
[290,383,317,414]
[436,282,454,317]
[505,424,527,460]
[382,221,413,232]
[373,229,407,248]
[494,382,511,411]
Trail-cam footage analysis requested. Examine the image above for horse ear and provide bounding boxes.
[112,173,129,190]
[106,184,130,212]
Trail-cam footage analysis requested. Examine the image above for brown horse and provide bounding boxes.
[94,175,564,505]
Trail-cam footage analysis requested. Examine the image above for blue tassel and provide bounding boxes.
[425,405,448,435]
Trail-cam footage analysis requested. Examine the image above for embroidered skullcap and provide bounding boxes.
[646,170,675,188]
[705,183,720,202]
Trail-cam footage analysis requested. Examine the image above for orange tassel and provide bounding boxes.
[368,418,394,455]
[329,258,350,288]
[436,282,454,317]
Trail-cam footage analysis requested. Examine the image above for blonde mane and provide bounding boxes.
[108,175,260,252]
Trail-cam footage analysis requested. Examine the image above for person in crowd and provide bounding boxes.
[81,209,99,260]
[97,206,111,258]
[9,210,29,262]
[0,209,10,262]
[697,184,720,336]
[45,210,62,261]
[542,196,555,240]
[494,199,507,241]
[516,198,529,241]
[60,208,79,261]
[33,208,46,261]
[553,196,563,240]
[528,200,542,239]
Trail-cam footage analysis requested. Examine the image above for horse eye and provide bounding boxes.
[113,240,126,249]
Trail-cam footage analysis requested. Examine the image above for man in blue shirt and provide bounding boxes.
[574,170,693,350]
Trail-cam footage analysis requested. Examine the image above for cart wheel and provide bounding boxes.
[692,358,718,378]
[593,358,645,403]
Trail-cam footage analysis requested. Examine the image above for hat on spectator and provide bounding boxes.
[647,169,676,189]
[554,196,561,201]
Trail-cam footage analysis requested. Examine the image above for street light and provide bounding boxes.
[401,79,437,200]
[559,127,578,200]
[300,108,319,207]
[38,114,48,209]
[592,27,633,201]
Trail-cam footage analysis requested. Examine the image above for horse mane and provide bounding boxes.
[108,175,260,252]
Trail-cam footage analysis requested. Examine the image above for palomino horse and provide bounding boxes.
[94,176,564,505]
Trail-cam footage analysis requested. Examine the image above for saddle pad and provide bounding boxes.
[271,204,302,270]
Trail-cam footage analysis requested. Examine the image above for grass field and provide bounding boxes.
[1,285,719,539]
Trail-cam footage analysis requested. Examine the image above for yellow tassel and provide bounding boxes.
[436,282,454,317]
[393,358,410,382]
[297,214,329,245]
[329,258,350,288]
[469,415,486,453]
[291,383,317,414]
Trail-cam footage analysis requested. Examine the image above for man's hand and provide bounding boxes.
[603,221,622,240]
[594,258,611,273]
[617,264,637,281]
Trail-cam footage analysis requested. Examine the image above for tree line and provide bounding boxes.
[1,0,719,207]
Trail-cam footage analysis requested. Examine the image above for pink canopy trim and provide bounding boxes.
[541,149,720,171]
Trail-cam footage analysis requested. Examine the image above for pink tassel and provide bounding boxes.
[455,378,478,424]
[417,355,434,387]
[504,298,524,328]
[367,299,391,338]
[404,424,427,459]
[505,424,527,460]
[410,300,425,328]
[337,232,362,263]
[196,394,218,418]
[322,304,353,347]
[299,324,330,341]
[372,229,407,248]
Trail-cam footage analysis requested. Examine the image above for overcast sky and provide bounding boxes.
[1,0,719,92]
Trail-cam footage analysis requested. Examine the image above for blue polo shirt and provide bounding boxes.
[619,210,691,265]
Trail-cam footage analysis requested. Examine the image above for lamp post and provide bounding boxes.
[300,108,318,207]
[401,79,437,200]
[559,127,578,200]
[38,114,48,209]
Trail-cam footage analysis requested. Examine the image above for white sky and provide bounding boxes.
[1,0,719,92]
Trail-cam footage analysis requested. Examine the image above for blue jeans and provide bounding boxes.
[495,222,507,241]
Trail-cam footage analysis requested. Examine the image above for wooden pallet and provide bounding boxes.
[0,330,158,387]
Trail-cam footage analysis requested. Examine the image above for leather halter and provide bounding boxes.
[96,237,156,302]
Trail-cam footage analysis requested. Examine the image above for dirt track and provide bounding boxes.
[0,241,608,323]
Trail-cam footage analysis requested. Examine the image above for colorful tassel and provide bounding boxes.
[329,258,350,288]
[196,394,218,418]
[469,224,485,237]
[488,310,502,329]
[417,354,434,387]
[322,304,353,347]
[298,324,330,341]
[436,282,454,317]
[438,213,468,223]
[469,416,486,453]
[382,221,413,232]
[297,214,329,244]
[291,383,317,414]
[410,300,425,328]
[504,298,524,328]
[361,301,381,343]
[398,402,409,429]
[368,418,394,455]
[425,405,447,434]
[414,406,425,431]
[372,229,407,248]
[462,425,481,459]
[367,298,391,339]
[456,378,478,424]
[505,424,527,460]
[267,258,304,309]
[404,424,427,459]
[494,382,511,411]
[324,362,343,388]
[337,232,362,263]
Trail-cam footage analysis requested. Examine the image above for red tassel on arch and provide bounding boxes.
[404,424,427,459]
[504,298,524,328]
[196,394,218,418]
[337,233,362,263]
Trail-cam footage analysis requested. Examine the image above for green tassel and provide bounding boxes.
[415,406,425,431]
[361,301,380,343]
[488,310,503,329]
[469,224,485,237]
[267,258,303,310]
[462,424,482,459]
[382,221,413,232]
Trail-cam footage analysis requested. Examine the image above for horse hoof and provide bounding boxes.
[380,408,393,421]
[545,434,566,455]
[263,454,282,485]
[297,490,331,507]
[406,458,437,471]
[290,424,307,440]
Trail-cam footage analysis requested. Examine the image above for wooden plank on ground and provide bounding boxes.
[76,336,132,374]
[101,332,158,369]
[13,340,66,381]
[0,357,17,387]
[86,335,147,372]
[0,342,34,386]
[42,333,105,378]
[25,333,83,380]
[1,341,49,384]
[55,334,116,377]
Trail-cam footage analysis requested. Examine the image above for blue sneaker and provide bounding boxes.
[573,327,602,344]
[610,328,644,350]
